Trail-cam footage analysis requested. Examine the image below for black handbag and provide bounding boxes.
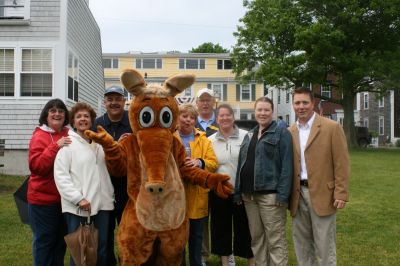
[13,176,30,224]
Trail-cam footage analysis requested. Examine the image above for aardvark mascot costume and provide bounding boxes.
[85,69,233,265]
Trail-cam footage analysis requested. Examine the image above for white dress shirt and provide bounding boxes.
[296,112,316,180]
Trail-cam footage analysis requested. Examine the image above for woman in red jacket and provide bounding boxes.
[28,98,71,266]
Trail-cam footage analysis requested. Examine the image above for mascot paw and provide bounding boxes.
[84,126,115,147]
[207,174,234,199]
[215,180,234,199]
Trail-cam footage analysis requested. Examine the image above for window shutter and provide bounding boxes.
[251,84,256,101]
[236,84,240,101]
[223,84,227,101]
[207,83,211,89]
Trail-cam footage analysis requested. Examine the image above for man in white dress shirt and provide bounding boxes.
[288,87,350,266]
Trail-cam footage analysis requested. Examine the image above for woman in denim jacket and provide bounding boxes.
[234,97,293,266]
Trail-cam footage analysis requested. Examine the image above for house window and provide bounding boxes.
[136,58,162,69]
[321,85,331,99]
[68,52,79,102]
[240,113,247,120]
[179,58,205,69]
[379,116,384,135]
[363,118,369,128]
[302,82,312,90]
[285,115,290,125]
[363,93,369,109]
[217,59,232,70]
[183,86,193,97]
[241,84,251,101]
[0,0,29,20]
[286,91,290,103]
[210,83,227,102]
[0,48,14,96]
[102,58,119,69]
[277,90,281,104]
[21,48,52,97]
[378,97,384,107]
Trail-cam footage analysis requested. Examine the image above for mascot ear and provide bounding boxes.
[165,74,195,97]
[121,69,146,96]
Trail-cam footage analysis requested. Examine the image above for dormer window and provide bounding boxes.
[217,59,232,70]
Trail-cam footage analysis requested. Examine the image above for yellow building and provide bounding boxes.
[102,52,265,119]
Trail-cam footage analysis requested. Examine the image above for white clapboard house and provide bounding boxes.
[0,0,105,175]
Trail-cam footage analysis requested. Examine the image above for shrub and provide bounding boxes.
[395,139,400,148]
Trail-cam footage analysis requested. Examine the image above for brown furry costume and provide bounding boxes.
[85,69,233,265]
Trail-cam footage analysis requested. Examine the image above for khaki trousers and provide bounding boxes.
[292,186,336,266]
[242,193,288,266]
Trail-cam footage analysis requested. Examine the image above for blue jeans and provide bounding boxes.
[29,203,66,266]
[182,217,206,266]
[64,211,111,266]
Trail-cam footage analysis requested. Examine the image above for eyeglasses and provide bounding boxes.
[105,96,125,102]
[49,108,65,114]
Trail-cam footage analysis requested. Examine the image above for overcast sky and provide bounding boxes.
[88,0,246,53]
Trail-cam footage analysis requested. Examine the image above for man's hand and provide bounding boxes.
[333,199,346,209]
[118,133,132,142]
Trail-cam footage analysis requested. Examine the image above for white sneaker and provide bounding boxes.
[228,254,235,266]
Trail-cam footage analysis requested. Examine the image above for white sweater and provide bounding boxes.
[54,130,114,216]
[209,126,247,188]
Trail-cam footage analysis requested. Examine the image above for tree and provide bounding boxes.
[189,42,230,53]
[232,0,400,147]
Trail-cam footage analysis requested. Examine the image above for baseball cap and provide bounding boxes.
[104,86,125,96]
[196,88,214,98]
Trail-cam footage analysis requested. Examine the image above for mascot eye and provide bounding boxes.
[139,106,155,128]
[159,107,173,128]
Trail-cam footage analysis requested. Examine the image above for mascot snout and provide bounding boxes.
[137,128,173,195]
[145,182,164,194]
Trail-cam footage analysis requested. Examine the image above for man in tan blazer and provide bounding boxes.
[289,87,349,266]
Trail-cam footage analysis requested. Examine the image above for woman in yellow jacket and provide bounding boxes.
[176,103,218,266]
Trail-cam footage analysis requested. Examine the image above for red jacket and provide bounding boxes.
[28,125,69,205]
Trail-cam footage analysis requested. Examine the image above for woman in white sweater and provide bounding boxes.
[54,102,114,266]
[209,104,254,266]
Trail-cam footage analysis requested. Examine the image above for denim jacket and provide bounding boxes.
[234,121,293,203]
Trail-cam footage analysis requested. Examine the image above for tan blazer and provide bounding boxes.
[289,114,349,217]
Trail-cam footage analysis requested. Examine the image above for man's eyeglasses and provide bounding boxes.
[105,96,125,102]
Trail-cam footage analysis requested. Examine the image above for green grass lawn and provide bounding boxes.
[1,148,399,265]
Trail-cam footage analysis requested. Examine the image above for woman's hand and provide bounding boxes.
[184,157,201,168]
[78,199,91,212]
[56,136,71,148]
